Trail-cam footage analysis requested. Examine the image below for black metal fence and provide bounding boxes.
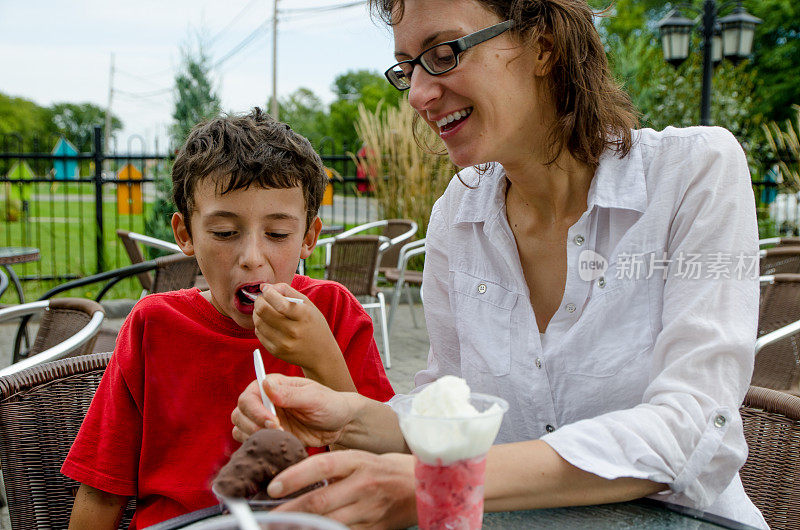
[1,126,378,290]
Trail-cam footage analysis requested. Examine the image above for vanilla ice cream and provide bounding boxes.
[394,376,507,465]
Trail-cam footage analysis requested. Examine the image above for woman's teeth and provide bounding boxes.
[436,108,472,128]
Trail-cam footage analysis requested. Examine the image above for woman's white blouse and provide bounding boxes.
[416,127,767,528]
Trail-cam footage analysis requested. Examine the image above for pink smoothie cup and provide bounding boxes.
[393,393,508,530]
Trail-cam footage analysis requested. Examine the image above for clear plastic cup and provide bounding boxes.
[212,480,328,512]
[181,511,348,530]
[393,392,508,530]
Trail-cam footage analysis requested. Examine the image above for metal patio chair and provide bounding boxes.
[0,352,135,529]
[385,238,426,333]
[740,385,800,529]
[0,298,105,376]
[10,254,199,362]
[319,219,417,273]
[760,247,800,276]
[117,229,208,294]
[756,274,800,392]
[318,234,393,368]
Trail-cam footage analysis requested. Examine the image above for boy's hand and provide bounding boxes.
[253,283,352,391]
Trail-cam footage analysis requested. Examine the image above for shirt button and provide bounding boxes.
[545,424,556,433]
[477,283,487,294]
[598,277,606,288]
[565,303,576,313]
[535,358,542,369]
[714,415,727,428]
[573,235,585,246]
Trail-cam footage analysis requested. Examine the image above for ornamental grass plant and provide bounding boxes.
[763,105,800,192]
[353,99,454,239]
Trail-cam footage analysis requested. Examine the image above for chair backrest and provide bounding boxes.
[739,386,800,529]
[117,230,184,292]
[3,298,106,368]
[151,252,201,294]
[757,274,800,390]
[379,219,417,270]
[0,352,135,529]
[760,247,800,276]
[326,235,387,297]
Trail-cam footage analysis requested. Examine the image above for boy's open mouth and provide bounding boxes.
[236,284,262,306]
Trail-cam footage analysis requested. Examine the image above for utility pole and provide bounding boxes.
[103,53,115,165]
[270,0,279,119]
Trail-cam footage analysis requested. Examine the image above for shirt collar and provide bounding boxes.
[453,135,647,225]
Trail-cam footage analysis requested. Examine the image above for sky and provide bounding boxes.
[0,0,395,152]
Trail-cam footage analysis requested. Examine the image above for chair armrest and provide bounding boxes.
[0,268,8,299]
[127,232,181,253]
[759,237,781,248]
[756,319,800,354]
[0,301,50,321]
[0,310,105,378]
[37,261,159,302]
[388,221,418,249]
[336,220,389,238]
[396,238,426,268]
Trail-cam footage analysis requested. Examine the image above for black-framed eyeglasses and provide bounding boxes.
[384,19,515,91]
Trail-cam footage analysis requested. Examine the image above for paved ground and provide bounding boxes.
[0,297,429,528]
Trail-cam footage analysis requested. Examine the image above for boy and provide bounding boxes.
[61,109,394,529]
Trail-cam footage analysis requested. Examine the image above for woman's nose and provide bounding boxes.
[407,65,443,114]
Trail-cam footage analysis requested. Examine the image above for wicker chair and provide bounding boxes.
[1,298,105,373]
[740,386,800,529]
[756,274,800,391]
[0,352,136,529]
[9,254,200,362]
[319,219,417,274]
[760,247,800,276]
[117,229,208,293]
[321,235,392,368]
[385,238,426,333]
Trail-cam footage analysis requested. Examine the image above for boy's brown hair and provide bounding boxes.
[172,107,327,234]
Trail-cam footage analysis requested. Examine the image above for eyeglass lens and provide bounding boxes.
[388,44,457,89]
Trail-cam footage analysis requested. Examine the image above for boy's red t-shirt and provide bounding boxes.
[61,276,394,529]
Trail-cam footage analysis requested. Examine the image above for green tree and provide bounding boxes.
[0,93,55,148]
[49,102,123,151]
[171,43,221,145]
[747,0,800,123]
[279,88,327,145]
[147,41,222,246]
[327,69,403,150]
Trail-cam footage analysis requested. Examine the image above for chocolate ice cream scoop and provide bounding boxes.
[213,429,308,499]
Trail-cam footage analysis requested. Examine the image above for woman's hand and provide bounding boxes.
[231,374,355,446]
[269,450,417,530]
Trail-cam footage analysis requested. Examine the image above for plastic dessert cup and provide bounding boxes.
[394,393,508,530]
[212,480,328,512]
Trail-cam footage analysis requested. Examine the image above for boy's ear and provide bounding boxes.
[171,212,195,256]
[300,216,323,260]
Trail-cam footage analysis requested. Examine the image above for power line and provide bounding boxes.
[279,1,366,15]
[116,87,173,99]
[116,69,171,89]
[208,0,263,46]
[212,19,271,69]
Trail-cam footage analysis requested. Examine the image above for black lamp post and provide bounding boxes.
[657,1,761,126]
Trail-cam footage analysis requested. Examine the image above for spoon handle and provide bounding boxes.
[253,349,277,417]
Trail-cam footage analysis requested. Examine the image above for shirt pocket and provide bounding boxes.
[558,274,654,378]
[451,271,517,376]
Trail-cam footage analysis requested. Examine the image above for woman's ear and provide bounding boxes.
[533,34,554,76]
[172,212,195,256]
[300,216,323,259]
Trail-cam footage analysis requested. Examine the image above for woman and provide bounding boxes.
[232,0,766,528]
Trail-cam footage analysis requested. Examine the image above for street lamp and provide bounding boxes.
[657,1,761,126]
